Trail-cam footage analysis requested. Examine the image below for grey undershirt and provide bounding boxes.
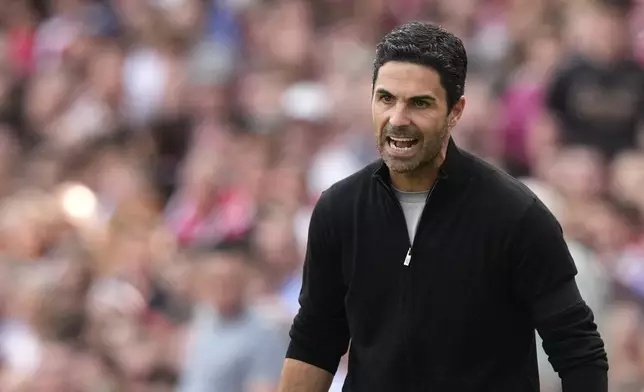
[393,188,430,243]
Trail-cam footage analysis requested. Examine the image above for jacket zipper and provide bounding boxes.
[377,178,439,266]
[377,176,440,390]
[403,181,438,266]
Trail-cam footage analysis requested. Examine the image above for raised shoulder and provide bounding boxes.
[549,54,588,78]
[315,160,381,211]
[461,150,542,222]
[324,160,381,196]
[310,160,381,236]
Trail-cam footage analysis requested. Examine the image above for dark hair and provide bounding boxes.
[373,21,468,110]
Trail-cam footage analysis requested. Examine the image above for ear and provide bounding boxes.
[447,96,466,130]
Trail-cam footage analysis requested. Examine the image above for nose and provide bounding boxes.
[388,104,411,127]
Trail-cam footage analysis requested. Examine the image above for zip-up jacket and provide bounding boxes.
[286,138,608,391]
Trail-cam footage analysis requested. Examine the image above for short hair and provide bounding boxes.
[373,21,468,110]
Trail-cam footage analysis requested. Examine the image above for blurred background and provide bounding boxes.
[0,0,642,391]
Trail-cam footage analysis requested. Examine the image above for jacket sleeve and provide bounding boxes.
[509,200,608,392]
[285,190,350,375]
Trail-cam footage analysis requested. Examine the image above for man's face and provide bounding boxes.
[371,61,462,174]
[198,255,247,316]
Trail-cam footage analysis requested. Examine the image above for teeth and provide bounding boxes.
[390,137,414,142]
[389,139,413,150]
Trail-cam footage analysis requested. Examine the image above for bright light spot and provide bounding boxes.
[60,183,97,221]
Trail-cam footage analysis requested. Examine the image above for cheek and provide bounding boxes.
[410,118,434,138]
[371,110,383,135]
[371,104,389,126]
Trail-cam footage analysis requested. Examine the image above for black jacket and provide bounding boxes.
[286,139,608,392]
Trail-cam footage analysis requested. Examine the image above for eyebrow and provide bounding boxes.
[374,88,437,102]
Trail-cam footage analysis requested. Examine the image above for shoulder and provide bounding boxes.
[551,54,588,77]
[307,160,381,239]
[621,59,644,81]
[246,310,287,342]
[461,150,548,223]
[324,160,381,195]
[313,160,381,213]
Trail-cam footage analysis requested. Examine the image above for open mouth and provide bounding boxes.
[387,136,419,151]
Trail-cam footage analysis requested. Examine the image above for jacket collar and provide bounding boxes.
[372,137,469,186]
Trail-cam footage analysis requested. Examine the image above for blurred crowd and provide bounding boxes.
[0,0,643,391]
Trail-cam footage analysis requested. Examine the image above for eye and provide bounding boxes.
[412,99,431,109]
[379,94,395,104]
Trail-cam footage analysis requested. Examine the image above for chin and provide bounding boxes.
[384,157,424,174]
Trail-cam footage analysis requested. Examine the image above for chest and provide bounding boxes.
[189,321,258,381]
[566,67,644,123]
[340,185,514,327]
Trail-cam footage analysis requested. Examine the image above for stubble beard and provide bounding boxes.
[378,123,449,175]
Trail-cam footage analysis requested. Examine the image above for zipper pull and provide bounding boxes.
[403,248,412,266]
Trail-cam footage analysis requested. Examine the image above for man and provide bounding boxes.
[546,1,644,160]
[177,247,286,392]
[278,22,608,392]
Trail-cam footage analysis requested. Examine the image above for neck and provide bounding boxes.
[265,266,297,292]
[217,304,245,320]
[390,165,439,192]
